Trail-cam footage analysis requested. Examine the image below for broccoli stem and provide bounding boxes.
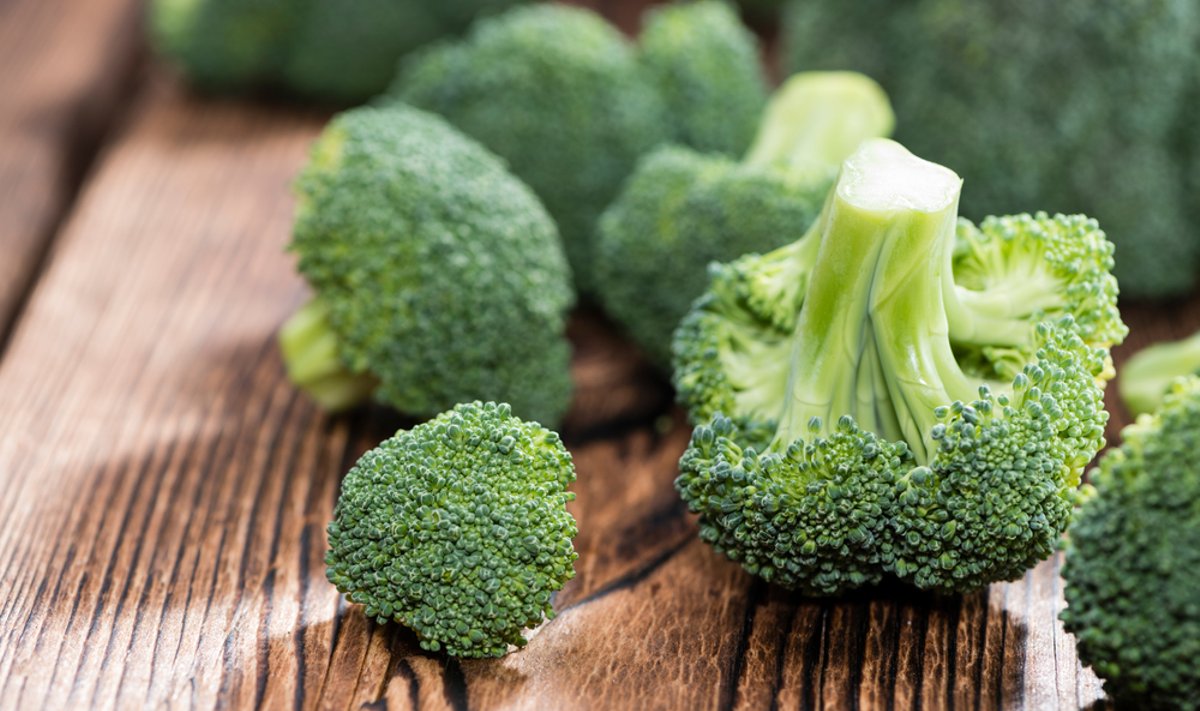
[743,72,895,181]
[279,297,378,412]
[1119,331,1200,416]
[773,140,972,461]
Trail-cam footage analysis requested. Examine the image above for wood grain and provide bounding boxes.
[0,0,143,339]
[2,1,1199,707]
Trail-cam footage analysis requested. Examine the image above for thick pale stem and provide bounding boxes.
[279,297,378,412]
[743,72,895,180]
[1119,331,1200,416]
[774,140,972,461]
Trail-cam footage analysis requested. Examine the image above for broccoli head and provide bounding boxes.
[388,5,670,294]
[638,0,769,156]
[326,401,578,658]
[1118,331,1200,417]
[783,0,1200,299]
[1061,377,1200,710]
[148,0,522,100]
[279,104,574,424]
[595,72,894,366]
[673,139,1126,594]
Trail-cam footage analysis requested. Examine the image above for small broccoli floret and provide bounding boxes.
[1118,332,1200,417]
[673,139,1125,594]
[783,0,1200,299]
[279,104,574,424]
[1061,378,1200,710]
[595,72,894,365]
[148,0,520,100]
[638,0,768,156]
[388,5,670,293]
[325,401,578,658]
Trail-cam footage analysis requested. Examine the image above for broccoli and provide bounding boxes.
[1061,377,1200,710]
[148,0,521,101]
[326,401,578,658]
[638,0,769,156]
[595,71,893,366]
[278,104,574,425]
[672,139,1127,595]
[388,4,670,294]
[1118,331,1200,417]
[783,0,1200,299]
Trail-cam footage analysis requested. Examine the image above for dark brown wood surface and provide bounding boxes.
[0,2,1195,709]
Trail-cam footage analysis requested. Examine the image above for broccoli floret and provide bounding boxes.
[278,104,574,424]
[1061,378,1200,710]
[1118,331,1200,417]
[638,0,768,156]
[326,401,578,658]
[783,0,1200,299]
[148,0,521,100]
[595,72,894,366]
[673,139,1126,595]
[388,5,670,294]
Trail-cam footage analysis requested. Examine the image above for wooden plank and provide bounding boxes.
[0,0,142,338]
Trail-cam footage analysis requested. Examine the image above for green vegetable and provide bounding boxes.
[673,139,1126,595]
[595,71,893,366]
[326,401,578,658]
[148,0,520,101]
[388,4,669,294]
[783,0,1200,299]
[1119,332,1200,417]
[638,0,769,156]
[279,105,574,424]
[1061,377,1200,710]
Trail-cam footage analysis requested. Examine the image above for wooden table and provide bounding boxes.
[1,1,1193,708]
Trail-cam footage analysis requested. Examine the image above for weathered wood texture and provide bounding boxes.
[0,0,143,337]
[0,2,1197,709]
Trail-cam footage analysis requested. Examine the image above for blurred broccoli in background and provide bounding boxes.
[639,0,768,156]
[1119,330,1200,417]
[1062,377,1200,710]
[279,104,574,424]
[595,72,893,366]
[148,0,521,101]
[784,0,1200,299]
[389,1,768,294]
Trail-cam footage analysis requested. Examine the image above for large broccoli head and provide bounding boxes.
[326,401,578,658]
[638,0,768,156]
[595,72,894,366]
[148,0,522,100]
[389,4,670,294]
[784,0,1200,299]
[673,139,1126,595]
[1061,378,1200,710]
[279,104,574,425]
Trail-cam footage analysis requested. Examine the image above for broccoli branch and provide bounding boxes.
[743,72,895,181]
[278,297,378,412]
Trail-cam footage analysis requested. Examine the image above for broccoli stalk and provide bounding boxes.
[278,298,377,412]
[595,72,894,366]
[673,139,1125,594]
[769,140,970,459]
[1118,331,1200,417]
[744,72,896,179]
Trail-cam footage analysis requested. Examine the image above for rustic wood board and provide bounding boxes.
[2,2,1199,709]
[0,0,143,337]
